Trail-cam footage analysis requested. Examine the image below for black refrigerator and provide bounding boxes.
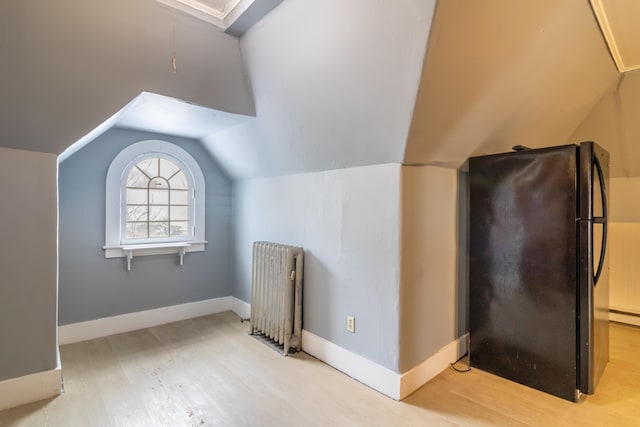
[468,141,609,402]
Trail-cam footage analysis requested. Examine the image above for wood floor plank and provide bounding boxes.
[0,314,638,426]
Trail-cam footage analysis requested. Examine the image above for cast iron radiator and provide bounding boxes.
[249,241,304,355]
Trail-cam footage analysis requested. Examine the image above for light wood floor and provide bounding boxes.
[1,312,638,426]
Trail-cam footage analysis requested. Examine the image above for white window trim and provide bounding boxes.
[104,140,206,261]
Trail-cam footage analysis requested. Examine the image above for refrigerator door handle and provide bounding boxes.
[593,156,607,287]
[593,216,607,286]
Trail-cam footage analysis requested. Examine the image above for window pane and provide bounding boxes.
[170,221,189,237]
[160,158,180,179]
[127,188,147,205]
[149,189,169,205]
[169,171,189,189]
[149,206,169,221]
[127,167,149,188]
[170,206,189,221]
[171,190,189,205]
[126,206,147,222]
[149,222,169,238]
[126,222,148,239]
[137,158,159,178]
[150,177,169,189]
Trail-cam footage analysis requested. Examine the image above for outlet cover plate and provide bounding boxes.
[346,315,355,333]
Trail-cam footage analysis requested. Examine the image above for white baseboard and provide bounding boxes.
[59,296,233,345]
[301,329,401,399]
[0,364,62,411]
[231,297,251,319]
[399,333,468,399]
[301,330,468,401]
[610,311,640,327]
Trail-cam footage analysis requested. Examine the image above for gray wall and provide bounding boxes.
[233,164,402,371]
[58,128,232,325]
[0,148,58,381]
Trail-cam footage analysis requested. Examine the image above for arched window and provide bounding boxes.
[123,155,191,242]
[104,141,206,265]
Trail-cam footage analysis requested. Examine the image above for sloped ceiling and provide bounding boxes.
[201,0,626,179]
[202,0,437,179]
[404,0,619,169]
[58,92,253,163]
[0,0,254,155]
[5,0,639,182]
[50,0,438,180]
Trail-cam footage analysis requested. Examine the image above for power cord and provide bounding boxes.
[449,353,471,373]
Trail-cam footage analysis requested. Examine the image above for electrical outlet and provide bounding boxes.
[346,315,355,333]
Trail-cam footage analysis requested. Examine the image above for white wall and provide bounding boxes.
[399,166,459,372]
[0,148,58,381]
[233,164,402,371]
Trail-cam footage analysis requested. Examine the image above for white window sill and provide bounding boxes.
[103,241,207,270]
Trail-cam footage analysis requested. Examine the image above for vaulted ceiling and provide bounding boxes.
[404,0,618,169]
[4,0,640,179]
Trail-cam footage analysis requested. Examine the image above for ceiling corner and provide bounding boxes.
[155,0,283,37]
[591,0,640,73]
